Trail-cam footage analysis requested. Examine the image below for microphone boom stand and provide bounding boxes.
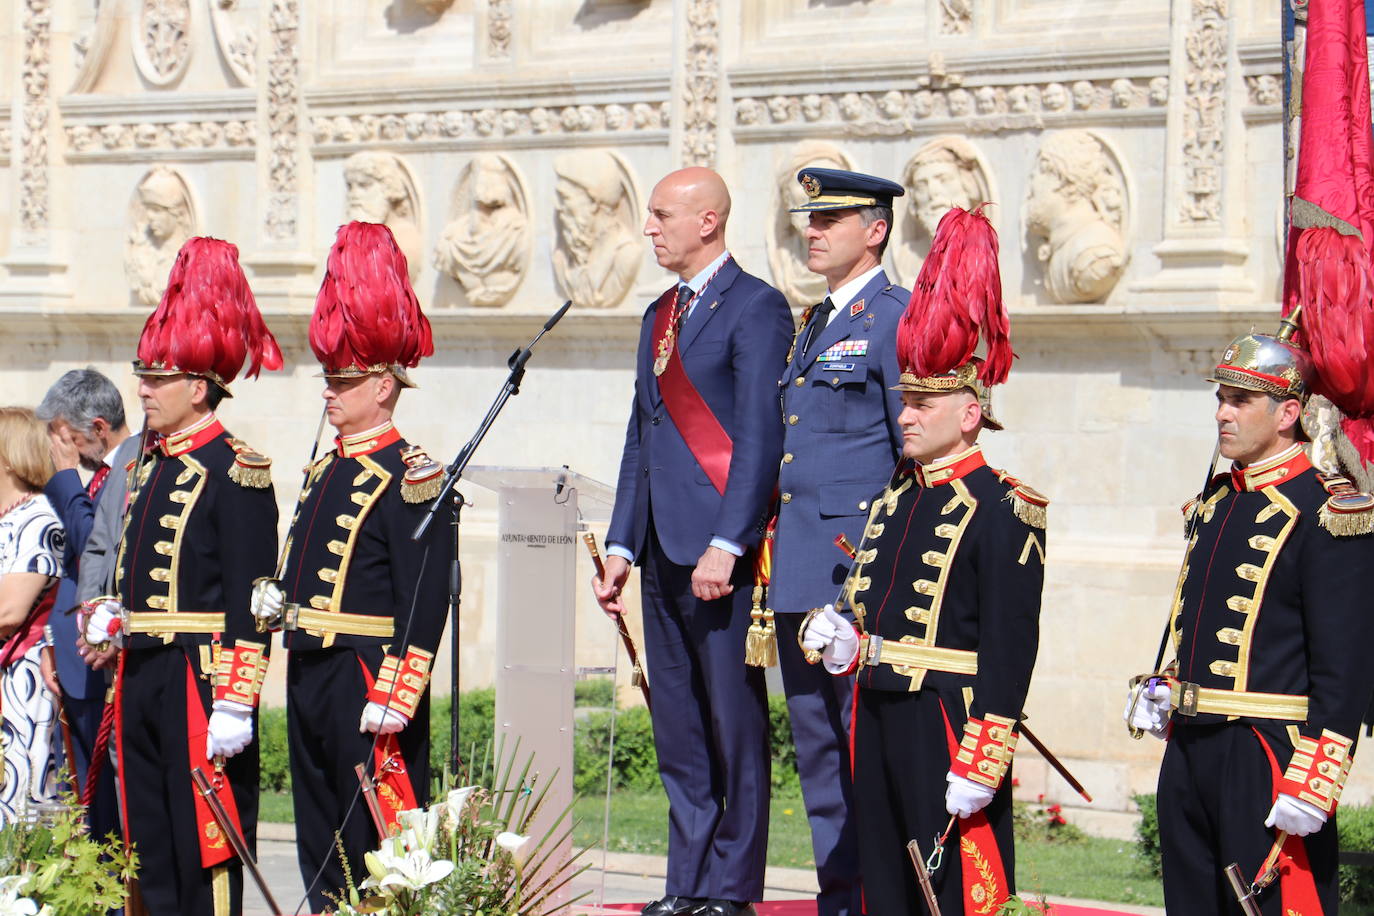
[412,300,572,773]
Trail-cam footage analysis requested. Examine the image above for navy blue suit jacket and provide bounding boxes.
[770,271,908,614]
[43,469,104,701]
[607,258,792,567]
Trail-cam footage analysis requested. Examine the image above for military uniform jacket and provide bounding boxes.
[844,446,1045,724]
[1170,445,1374,747]
[280,422,450,658]
[771,271,908,615]
[116,415,277,657]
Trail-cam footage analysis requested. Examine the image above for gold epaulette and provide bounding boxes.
[399,445,443,504]
[1316,472,1374,536]
[995,470,1048,529]
[226,438,272,489]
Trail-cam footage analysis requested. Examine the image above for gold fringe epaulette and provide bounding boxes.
[226,439,272,489]
[995,471,1048,529]
[1316,472,1374,536]
[400,445,443,504]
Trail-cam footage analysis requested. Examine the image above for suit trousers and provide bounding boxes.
[1158,723,1337,915]
[853,688,1015,915]
[773,613,859,916]
[288,647,432,913]
[641,527,770,902]
[119,645,254,916]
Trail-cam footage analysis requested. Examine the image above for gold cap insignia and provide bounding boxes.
[800,173,821,199]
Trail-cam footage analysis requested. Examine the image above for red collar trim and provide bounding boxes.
[914,446,986,487]
[1230,444,1310,492]
[336,421,401,458]
[160,415,224,457]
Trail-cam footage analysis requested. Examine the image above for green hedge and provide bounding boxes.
[1134,792,1374,906]
[260,688,804,799]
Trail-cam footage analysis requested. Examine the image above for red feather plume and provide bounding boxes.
[136,237,282,384]
[896,205,1011,384]
[310,222,434,372]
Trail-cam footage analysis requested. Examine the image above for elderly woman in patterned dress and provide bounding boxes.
[0,407,65,824]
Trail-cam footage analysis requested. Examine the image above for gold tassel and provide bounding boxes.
[744,586,778,668]
[228,460,272,489]
[1005,490,1047,530]
[1320,501,1374,536]
[401,474,443,504]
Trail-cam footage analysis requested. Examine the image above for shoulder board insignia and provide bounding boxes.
[995,470,1048,529]
[400,445,443,504]
[226,439,273,489]
[1316,472,1374,536]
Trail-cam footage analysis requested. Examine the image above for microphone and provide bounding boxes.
[554,464,569,497]
[545,300,572,331]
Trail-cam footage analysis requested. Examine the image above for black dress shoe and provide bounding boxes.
[641,896,705,916]
[695,901,756,916]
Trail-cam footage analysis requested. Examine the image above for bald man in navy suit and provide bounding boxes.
[594,167,791,916]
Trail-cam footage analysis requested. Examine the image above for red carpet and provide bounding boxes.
[597,903,1139,916]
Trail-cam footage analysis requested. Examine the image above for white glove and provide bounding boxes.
[206,701,254,759]
[945,772,997,819]
[800,605,860,674]
[1265,793,1327,837]
[359,701,409,735]
[250,578,285,629]
[83,599,124,649]
[1124,681,1171,739]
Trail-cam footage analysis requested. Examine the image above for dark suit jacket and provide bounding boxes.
[607,257,792,567]
[76,434,142,603]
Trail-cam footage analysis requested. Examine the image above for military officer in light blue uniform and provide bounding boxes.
[770,167,909,916]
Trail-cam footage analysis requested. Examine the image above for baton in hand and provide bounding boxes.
[583,532,651,710]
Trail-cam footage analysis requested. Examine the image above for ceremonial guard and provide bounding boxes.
[768,167,909,916]
[593,168,792,916]
[249,221,449,912]
[1124,1,1374,909]
[82,237,282,915]
[801,207,1045,914]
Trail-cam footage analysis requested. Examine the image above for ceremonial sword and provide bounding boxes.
[191,767,283,916]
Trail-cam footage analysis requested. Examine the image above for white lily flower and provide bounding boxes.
[0,875,40,916]
[495,831,533,868]
[360,841,454,893]
[397,805,442,854]
[443,785,479,828]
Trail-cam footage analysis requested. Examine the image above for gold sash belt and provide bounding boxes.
[288,605,394,638]
[1171,681,1309,721]
[858,635,979,676]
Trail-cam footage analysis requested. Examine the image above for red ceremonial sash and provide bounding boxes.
[940,699,1011,914]
[358,657,419,833]
[651,286,733,495]
[184,663,244,869]
[1253,727,1325,915]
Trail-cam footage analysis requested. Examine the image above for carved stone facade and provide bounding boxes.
[3,0,1339,833]
[124,166,197,307]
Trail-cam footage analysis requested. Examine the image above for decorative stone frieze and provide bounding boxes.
[20,0,53,238]
[733,76,1168,136]
[64,119,257,155]
[134,0,192,86]
[265,0,302,243]
[433,154,531,308]
[210,0,258,86]
[680,0,721,168]
[488,0,512,59]
[765,140,855,308]
[343,151,423,283]
[310,101,670,148]
[551,150,641,310]
[1026,131,1130,304]
[940,0,972,34]
[893,136,996,285]
[124,167,197,307]
[1179,0,1228,226]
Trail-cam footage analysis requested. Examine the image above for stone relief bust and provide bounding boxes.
[893,136,994,284]
[344,151,424,283]
[124,167,196,307]
[766,140,856,308]
[433,154,531,307]
[1024,130,1128,304]
[551,151,641,310]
